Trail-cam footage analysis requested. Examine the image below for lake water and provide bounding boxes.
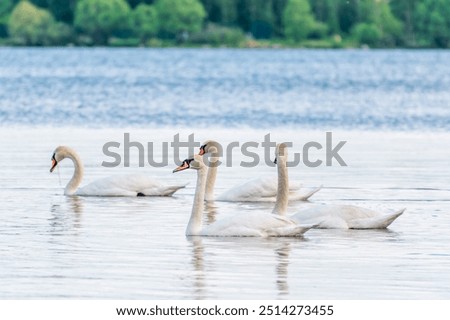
[0,49,449,299]
[1,48,449,129]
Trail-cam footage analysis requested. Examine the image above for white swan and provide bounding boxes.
[50,146,186,197]
[198,140,321,202]
[290,205,405,229]
[273,143,405,229]
[172,154,314,237]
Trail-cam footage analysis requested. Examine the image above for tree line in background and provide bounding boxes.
[0,0,449,48]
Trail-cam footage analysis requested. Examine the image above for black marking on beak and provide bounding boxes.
[173,158,194,173]
[199,144,207,156]
[274,157,277,164]
[50,153,58,172]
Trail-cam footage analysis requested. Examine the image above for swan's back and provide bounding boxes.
[201,211,309,237]
[217,176,302,202]
[77,174,184,196]
[291,205,405,229]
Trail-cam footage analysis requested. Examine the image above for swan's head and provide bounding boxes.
[274,143,288,164]
[173,155,205,173]
[199,140,221,156]
[50,146,73,172]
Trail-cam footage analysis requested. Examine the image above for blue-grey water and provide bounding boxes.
[0,49,449,299]
[0,48,449,129]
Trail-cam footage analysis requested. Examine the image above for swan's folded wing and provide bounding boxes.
[217,177,278,201]
[292,205,405,229]
[140,184,186,196]
[348,208,405,229]
[263,224,314,237]
[288,181,303,192]
[217,176,315,202]
[289,185,322,201]
[290,205,348,228]
[201,212,297,237]
[76,174,183,196]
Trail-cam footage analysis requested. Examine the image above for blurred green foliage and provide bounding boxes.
[155,0,206,40]
[0,0,15,37]
[415,0,450,47]
[131,4,158,42]
[283,0,326,42]
[74,0,131,45]
[8,0,72,45]
[1,0,449,47]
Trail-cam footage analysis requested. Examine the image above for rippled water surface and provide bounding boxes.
[1,128,449,299]
[0,48,449,129]
[1,48,449,299]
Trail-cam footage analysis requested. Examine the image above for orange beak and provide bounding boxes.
[198,148,205,156]
[173,162,190,173]
[50,159,57,173]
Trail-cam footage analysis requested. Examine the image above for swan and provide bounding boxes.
[172,154,314,237]
[290,205,405,229]
[50,146,186,197]
[198,140,321,202]
[273,143,405,229]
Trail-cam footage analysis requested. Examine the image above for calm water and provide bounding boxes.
[0,49,449,299]
[0,128,449,299]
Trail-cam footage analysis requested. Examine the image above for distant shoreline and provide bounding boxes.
[0,43,447,50]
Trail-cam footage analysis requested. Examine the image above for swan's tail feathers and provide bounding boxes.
[265,224,315,237]
[382,208,406,228]
[291,185,323,201]
[351,208,406,229]
[161,184,187,196]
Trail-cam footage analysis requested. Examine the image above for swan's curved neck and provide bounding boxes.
[205,155,219,201]
[64,150,84,195]
[272,157,289,215]
[186,167,207,235]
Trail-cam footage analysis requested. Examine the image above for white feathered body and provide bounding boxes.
[75,174,185,197]
[290,205,405,229]
[216,176,321,202]
[198,211,313,237]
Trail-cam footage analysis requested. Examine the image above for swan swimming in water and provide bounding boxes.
[50,146,186,197]
[198,140,321,202]
[172,154,314,237]
[273,143,405,229]
[290,205,405,229]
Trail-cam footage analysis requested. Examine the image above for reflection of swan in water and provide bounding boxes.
[49,196,85,235]
[188,237,206,299]
[67,196,84,228]
[275,241,291,298]
[67,196,83,214]
[188,236,304,298]
[328,227,400,241]
[187,229,400,299]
